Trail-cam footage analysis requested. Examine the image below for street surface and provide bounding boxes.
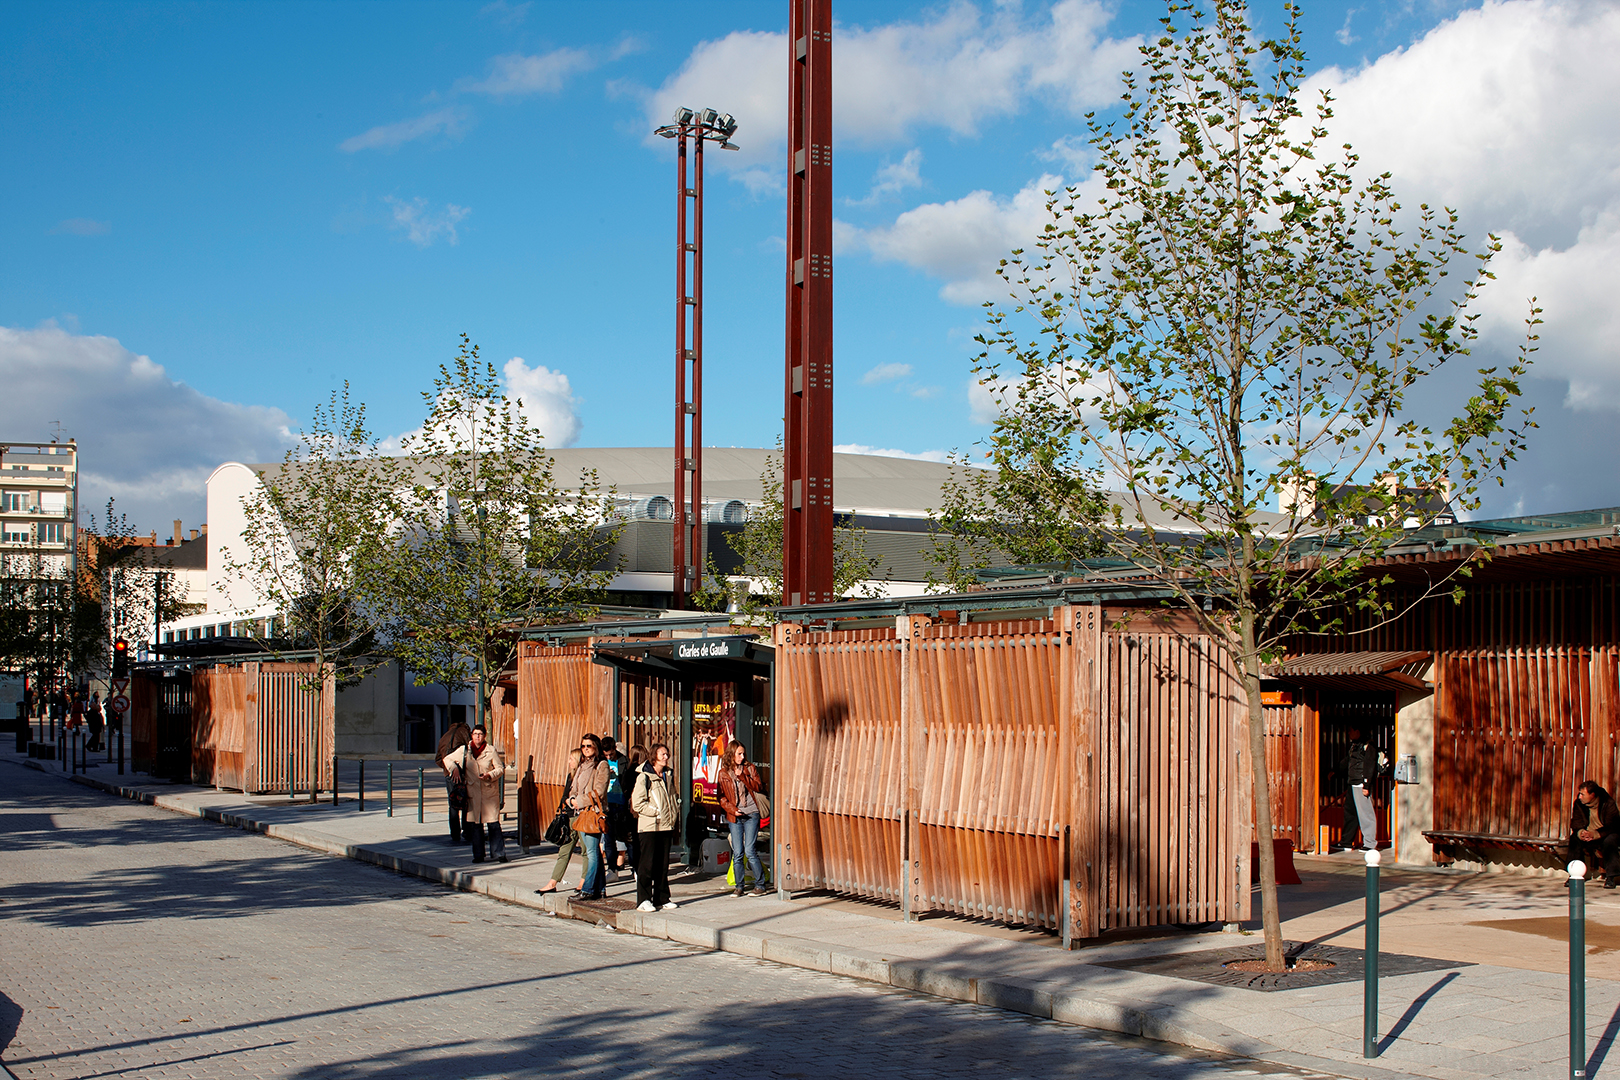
[0,764,1338,1080]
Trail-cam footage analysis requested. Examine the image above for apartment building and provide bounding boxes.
[0,439,77,582]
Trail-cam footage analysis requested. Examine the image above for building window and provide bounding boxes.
[1,492,24,512]
[1,525,27,543]
[42,523,65,544]
[164,632,174,643]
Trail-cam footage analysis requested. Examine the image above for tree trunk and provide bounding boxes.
[1242,627,1286,971]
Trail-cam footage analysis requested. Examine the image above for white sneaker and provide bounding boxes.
[637,900,656,912]
[661,901,679,911]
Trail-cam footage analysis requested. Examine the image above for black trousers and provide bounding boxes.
[445,775,465,841]
[637,829,674,907]
[1568,831,1620,879]
[471,822,505,863]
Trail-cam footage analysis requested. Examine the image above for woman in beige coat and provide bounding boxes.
[631,743,680,912]
[446,725,506,864]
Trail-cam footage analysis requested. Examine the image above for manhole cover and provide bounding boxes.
[1096,940,1470,992]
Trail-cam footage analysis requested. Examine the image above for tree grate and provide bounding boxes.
[1094,940,1471,992]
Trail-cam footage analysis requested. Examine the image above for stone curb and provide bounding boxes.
[42,765,1406,1080]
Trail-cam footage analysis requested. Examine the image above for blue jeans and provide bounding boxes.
[728,813,763,886]
[580,831,607,897]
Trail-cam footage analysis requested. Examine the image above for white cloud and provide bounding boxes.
[502,357,583,447]
[851,149,924,207]
[861,362,912,385]
[339,107,468,153]
[1300,0,1620,414]
[1304,0,1619,250]
[384,197,471,247]
[457,48,594,96]
[51,218,110,236]
[848,174,1065,304]
[639,1,1138,177]
[0,324,294,533]
[478,0,529,29]
[833,443,951,464]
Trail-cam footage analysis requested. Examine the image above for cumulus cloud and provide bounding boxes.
[833,443,951,464]
[1293,0,1620,507]
[384,197,470,247]
[51,218,110,236]
[339,107,468,153]
[847,174,1065,304]
[861,362,912,385]
[639,1,1138,176]
[457,48,594,96]
[502,357,582,447]
[0,324,294,533]
[850,149,924,207]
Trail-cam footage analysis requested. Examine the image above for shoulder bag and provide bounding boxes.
[575,792,606,836]
[447,748,470,812]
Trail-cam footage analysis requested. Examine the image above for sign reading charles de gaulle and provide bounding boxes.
[674,637,749,661]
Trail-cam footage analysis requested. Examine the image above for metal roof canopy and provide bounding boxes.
[1264,650,1432,693]
[591,634,773,682]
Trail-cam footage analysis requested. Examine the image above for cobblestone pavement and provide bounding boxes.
[0,765,1341,1080]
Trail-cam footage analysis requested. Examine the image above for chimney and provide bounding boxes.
[149,531,157,544]
[189,529,199,541]
[200,523,208,535]
[173,520,183,546]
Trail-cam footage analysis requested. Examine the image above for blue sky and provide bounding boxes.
[4,1,1617,533]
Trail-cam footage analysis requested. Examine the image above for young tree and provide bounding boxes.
[222,385,401,690]
[701,442,883,616]
[385,336,621,729]
[969,0,1536,968]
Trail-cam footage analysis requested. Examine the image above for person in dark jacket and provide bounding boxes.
[1341,727,1380,853]
[1569,781,1620,887]
[436,716,473,844]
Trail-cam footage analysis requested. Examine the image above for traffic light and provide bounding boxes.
[112,638,129,677]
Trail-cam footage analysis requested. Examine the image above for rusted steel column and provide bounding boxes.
[783,0,834,606]
[898,615,930,920]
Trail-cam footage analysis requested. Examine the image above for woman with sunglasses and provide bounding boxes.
[567,733,611,900]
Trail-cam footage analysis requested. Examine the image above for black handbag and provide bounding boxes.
[543,795,573,846]
[449,775,470,812]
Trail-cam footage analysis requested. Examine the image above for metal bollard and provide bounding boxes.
[387,762,394,817]
[358,760,365,812]
[118,728,124,776]
[417,767,424,824]
[1571,860,1588,1079]
[289,753,295,799]
[332,754,338,806]
[1364,848,1380,1059]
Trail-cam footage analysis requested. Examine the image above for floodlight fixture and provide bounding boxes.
[699,107,718,127]
[674,107,695,125]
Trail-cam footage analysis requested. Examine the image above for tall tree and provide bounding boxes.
[385,336,620,729]
[222,385,400,690]
[968,0,1536,968]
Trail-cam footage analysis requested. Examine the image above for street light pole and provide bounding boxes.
[656,108,738,610]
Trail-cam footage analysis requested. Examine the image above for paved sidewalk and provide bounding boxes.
[10,747,1617,1080]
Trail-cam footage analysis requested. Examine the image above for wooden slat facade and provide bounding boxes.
[188,662,334,794]
[774,605,1250,936]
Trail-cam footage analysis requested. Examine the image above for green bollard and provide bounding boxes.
[288,753,295,799]
[417,767,424,824]
[1364,848,1380,1059]
[387,762,393,817]
[358,759,365,812]
[332,754,338,806]
[1571,859,1588,1079]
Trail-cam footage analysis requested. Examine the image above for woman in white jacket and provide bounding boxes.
[631,743,680,912]
[445,725,506,864]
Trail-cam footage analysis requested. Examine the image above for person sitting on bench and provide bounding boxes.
[1569,780,1620,888]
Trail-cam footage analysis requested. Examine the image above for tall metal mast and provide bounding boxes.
[783,0,834,607]
[657,108,738,609]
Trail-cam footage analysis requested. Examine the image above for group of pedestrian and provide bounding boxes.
[535,733,770,911]
[51,688,106,751]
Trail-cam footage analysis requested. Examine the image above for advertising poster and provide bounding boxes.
[691,697,736,808]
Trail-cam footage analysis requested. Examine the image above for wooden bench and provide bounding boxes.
[1422,830,1567,863]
